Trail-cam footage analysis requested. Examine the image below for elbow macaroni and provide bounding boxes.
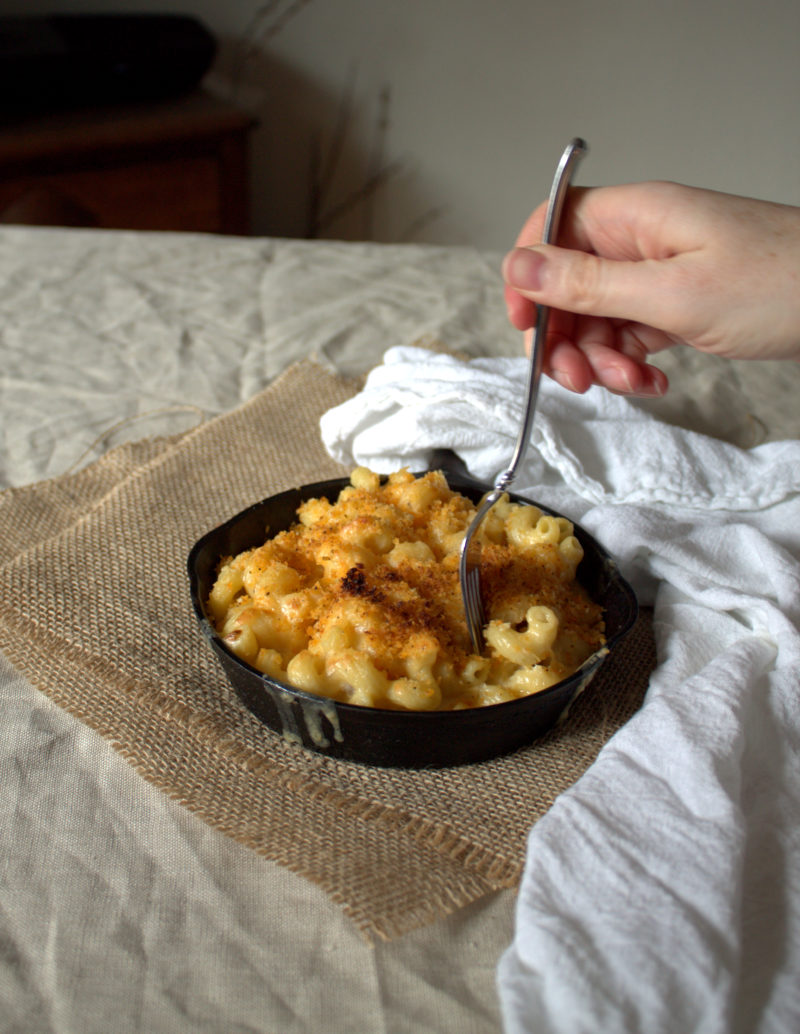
[209,467,605,710]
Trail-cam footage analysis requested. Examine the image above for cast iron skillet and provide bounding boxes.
[187,453,637,768]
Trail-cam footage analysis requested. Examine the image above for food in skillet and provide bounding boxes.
[207,467,605,711]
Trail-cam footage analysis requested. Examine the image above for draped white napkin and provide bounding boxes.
[321,346,800,1034]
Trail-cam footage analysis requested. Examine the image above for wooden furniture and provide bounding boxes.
[0,90,256,234]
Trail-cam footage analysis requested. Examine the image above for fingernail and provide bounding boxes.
[604,364,668,397]
[639,375,668,398]
[603,365,635,394]
[551,368,579,393]
[503,248,546,292]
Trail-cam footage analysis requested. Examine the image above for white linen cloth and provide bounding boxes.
[321,346,800,1034]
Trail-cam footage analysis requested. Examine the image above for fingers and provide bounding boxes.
[523,313,670,396]
[545,338,668,396]
[503,244,680,332]
[504,192,682,397]
[504,283,538,331]
[512,186,598,252]
[512,197,550,249]
[505,181,800,379]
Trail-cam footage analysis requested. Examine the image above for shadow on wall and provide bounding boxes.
[209,36,446,242]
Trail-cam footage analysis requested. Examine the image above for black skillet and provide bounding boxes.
[187,450,637,768]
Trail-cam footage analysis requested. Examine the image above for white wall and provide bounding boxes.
[7,0,800,248]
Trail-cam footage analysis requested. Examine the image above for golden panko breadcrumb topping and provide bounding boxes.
[208,467,605,710]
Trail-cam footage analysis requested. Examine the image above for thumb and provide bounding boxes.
[502,245,674,328]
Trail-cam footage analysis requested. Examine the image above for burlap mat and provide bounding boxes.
[0,361,655,942]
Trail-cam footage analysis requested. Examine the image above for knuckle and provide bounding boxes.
[560,254,605,311]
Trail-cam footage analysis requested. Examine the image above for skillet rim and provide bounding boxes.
[187,471,638,731]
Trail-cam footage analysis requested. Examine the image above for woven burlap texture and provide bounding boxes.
[0,360,654,942]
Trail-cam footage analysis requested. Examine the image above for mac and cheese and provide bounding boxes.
[208,467,605,710]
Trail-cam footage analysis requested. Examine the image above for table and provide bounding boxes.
[1,224,798,1034]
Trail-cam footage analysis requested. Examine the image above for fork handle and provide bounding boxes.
[497,137,587,492]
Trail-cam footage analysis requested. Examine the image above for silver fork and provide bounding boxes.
[459,137,588,653]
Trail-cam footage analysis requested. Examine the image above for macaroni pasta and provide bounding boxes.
[208,467,605,710]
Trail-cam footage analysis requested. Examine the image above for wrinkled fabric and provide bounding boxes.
[322,346,800,1034]
[0,230,525,1034]
[4,224,800,1034]
[0,228,509,487]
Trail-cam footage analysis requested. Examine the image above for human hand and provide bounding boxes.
[502,181,800,395]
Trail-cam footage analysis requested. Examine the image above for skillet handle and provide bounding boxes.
[426,448,489,493]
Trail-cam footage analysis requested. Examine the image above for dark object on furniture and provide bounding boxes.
[0,13,216,114]
[0,91,256,234]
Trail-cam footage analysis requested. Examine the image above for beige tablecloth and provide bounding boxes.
[2,225,798,1034]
